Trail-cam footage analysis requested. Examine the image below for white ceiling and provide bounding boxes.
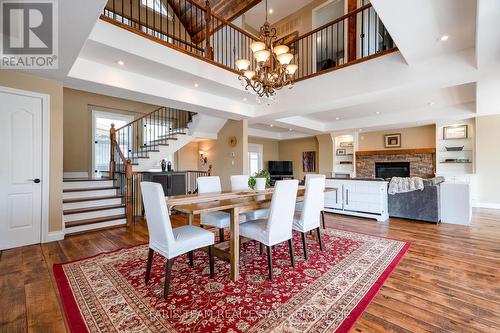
[21,0,500,141]
[371,0,477,64]
[307,83,476,122]
[243,0,316,31]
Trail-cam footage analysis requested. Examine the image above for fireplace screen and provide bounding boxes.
[375,162,410,179]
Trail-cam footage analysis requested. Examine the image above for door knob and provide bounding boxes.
[32,178,41,183]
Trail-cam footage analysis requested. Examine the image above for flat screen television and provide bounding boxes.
[268,161,293,175]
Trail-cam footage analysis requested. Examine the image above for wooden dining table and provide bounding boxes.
[167,186,336,281]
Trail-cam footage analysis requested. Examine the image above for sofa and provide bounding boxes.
[388,177,445,223]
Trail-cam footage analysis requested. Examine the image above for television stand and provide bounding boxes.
[270,175,294,186]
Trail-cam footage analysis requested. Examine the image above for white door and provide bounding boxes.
[0,91,42,250]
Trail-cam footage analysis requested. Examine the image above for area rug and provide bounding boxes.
[54,228,410,333]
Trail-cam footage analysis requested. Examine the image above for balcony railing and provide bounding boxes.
[288,3,395,81]
[102,0,396,82]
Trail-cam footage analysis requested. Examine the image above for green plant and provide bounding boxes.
[248,170,271,189]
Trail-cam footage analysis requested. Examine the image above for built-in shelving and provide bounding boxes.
[333,133,357,177]
[435,119,475,177]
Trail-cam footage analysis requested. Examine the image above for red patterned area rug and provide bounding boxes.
[54,228,409,333]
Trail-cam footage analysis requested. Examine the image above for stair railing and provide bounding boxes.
[109,123,134,225]
[109,106,195,225]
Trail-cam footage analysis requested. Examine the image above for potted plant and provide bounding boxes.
[248,170,271,191]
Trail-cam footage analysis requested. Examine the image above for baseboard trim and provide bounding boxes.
[473,202,500,210]
[44,231,65,243]
[64,172,89,179]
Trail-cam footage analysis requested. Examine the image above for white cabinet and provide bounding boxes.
[440,183,471,225]
[324,179,388,221]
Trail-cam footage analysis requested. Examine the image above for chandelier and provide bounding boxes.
[235,0,298,101]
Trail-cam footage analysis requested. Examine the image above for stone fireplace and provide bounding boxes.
[356,148,436,179]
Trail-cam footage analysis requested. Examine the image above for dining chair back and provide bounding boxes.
[267,179,299,244]
[298,175,326,231]
[140,182,176,258]
[230,175,250,191]
[197,176,222,194]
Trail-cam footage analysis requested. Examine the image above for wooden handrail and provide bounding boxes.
[114,106,193,131]
[100,14,205,52]
[288,3,372,45]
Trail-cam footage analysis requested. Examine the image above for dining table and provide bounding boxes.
[167,186,336,281]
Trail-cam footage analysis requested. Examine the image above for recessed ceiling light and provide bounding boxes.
[289,128,293,131]
[270,124,274,127]
[268,8,273,14]
[194,83,199,87]
[335,117,340,120]
[243,97,247,102]
[440,35,449,41]
[117,60,124,66]
[375,111,381,115]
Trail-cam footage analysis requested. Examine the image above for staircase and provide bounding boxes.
[62,106,226,234]
[63,178,126,234]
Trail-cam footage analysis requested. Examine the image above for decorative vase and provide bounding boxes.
[167,161,172,172]
[161,160,166,172]
[255,177,266,191]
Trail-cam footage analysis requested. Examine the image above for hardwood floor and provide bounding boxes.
[1,209,500,333]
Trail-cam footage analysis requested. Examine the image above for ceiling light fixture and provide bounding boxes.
[117,60,124,66]
[270,124,274,127]
[243,97,247,102]
[375,111,381,115]
[335,117,340,120]
[440,35,449,41]
[268,8,273,14]
[289,128,293,131]
[235,0,296,102]
[194,83,199,87]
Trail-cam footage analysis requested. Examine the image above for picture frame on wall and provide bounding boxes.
[302,151,316,172]
[336,148,346,156]
[384,133,401,148]
[443,125,468,140]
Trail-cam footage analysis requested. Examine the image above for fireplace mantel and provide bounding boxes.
[356,148,436,156]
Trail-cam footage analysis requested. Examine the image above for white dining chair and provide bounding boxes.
[230,175,269,220]
[293,175,326,260]
[296,174,324,212]
[240,179,299,280]
[141,182,215,299]
[197,176,230,241]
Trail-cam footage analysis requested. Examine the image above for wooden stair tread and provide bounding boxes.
[63,177,112,182]
[63,186,119,193]
[65,214,126,228]
[63,195,123,203]
[63,204,125,215]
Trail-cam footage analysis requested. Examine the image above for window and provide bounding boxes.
[248,144,263,175]
[141,0,168,16]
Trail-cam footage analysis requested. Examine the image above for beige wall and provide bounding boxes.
[476,115,500,205]
[358,125,436,151]
[0,70,63,232]
[63,88,158,173]
[176,142,200,171]
[271,0,330,37]
[316,134,334,175]
[278,137,319,181]
[248,136,280,169]
[199,120,248,190]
